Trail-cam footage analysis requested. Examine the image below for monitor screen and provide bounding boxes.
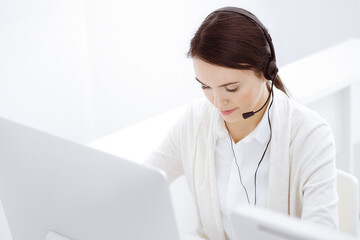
[0,117,180,240]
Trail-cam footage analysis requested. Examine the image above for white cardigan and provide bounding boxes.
[145,87,339,240]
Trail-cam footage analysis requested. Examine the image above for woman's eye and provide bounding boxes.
[201,85,210,90]
[226,87,238,92]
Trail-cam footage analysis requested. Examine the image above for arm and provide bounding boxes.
[296,119,339,229]
[144,108,188,183]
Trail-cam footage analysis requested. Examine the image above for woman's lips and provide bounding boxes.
[220,108,237,116]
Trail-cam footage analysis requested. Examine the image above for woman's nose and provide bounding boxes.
[213,91,228,108]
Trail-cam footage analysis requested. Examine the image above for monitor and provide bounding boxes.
[230,205,356,240]
[0,117,180,240]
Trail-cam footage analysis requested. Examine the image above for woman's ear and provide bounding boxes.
[261,73,267,83]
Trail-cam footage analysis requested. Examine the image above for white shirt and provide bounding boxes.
[215,104,271,240]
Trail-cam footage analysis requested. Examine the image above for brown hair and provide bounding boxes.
[187,10,288,95]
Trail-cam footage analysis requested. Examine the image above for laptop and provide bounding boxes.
[0,116,180,240]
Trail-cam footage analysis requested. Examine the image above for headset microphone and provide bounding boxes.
[242,79,274,119]
[242,93,270,119]
[242,111,255,119]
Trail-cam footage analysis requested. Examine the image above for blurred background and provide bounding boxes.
[1,0,360,143]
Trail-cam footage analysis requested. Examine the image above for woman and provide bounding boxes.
[145,7,338,240]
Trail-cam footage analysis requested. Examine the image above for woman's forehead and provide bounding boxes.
[193,58,259,85]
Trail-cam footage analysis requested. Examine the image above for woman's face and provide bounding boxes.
[193,57,268,124]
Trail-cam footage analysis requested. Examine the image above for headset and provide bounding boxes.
[211,7,278,205]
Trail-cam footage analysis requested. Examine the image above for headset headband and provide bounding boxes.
[212,7,278,80]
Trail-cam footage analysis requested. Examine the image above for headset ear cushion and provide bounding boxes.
[265,60,278,80]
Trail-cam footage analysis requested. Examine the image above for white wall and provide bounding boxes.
[0,0,359,143]
[0,0,96,143]
[353,81,360,145]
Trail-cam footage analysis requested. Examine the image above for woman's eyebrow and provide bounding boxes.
[195,77,240,87]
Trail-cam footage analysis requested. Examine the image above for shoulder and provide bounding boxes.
[179,97,216,126]
[272,90,337,184]
[280,94,335,170]
[272,87,334,156]
[187,97,214,116]
[289,98,332,143]
[274,87,331,139]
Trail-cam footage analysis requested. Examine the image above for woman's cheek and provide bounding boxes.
[235,85,258,109]
[235,88,252,105]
